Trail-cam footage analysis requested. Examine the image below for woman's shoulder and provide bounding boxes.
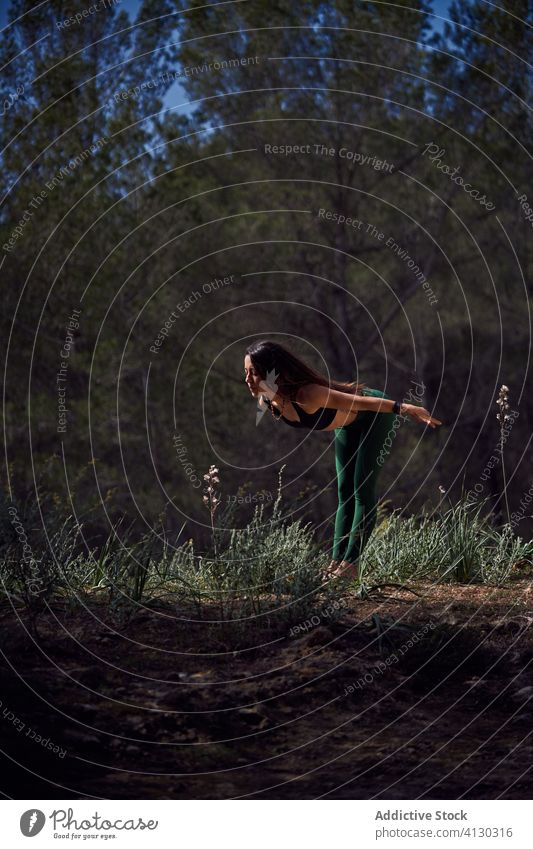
[296,381,368,410]
[295,383,332,405]
[294,383,315,404]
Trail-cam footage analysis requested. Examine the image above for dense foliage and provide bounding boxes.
[1,0,532,554]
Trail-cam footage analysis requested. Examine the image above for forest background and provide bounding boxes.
[1,0,532,556]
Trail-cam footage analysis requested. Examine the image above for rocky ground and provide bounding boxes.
[1,572,532,799]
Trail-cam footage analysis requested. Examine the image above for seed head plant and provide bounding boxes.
[496,384,511,524]
[203,464,221,557]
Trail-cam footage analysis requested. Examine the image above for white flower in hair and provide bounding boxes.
[256,368,279,426]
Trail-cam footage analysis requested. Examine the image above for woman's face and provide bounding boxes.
[244,354,262,396]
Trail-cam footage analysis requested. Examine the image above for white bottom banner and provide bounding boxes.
[3,799,531,847]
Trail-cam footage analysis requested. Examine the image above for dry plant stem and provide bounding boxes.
[203,465,221,558]
[496,384,511,525]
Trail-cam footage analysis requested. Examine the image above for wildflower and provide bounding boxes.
[203,464,222,557]
[496,385,510,425]
[438,485,446,494]
[496,384,511,524]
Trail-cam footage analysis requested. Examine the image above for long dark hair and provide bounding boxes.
[245,340,366,402]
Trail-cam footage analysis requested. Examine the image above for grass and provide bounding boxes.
[1,471,532,639]
[359,494,533,590]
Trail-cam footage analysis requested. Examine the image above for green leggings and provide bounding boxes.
[332,388,400,563]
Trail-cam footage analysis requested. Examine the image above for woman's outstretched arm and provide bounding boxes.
[298,384,443,428]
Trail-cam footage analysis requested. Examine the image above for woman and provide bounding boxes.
[244,340,442,582]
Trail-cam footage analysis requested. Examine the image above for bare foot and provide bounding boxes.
[331,559,359,580]
[322,559,340,579]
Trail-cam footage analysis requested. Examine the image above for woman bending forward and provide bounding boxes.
[244,340,442,582]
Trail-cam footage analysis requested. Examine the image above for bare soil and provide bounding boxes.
[1,572,532,799]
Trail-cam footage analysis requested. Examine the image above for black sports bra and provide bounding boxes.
[262,395,337,430]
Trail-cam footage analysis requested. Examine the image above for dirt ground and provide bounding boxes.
[1,572,532,800]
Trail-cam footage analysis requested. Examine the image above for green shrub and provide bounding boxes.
[361,494,533,586]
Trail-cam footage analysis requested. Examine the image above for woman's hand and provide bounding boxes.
[402,403,442,428]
